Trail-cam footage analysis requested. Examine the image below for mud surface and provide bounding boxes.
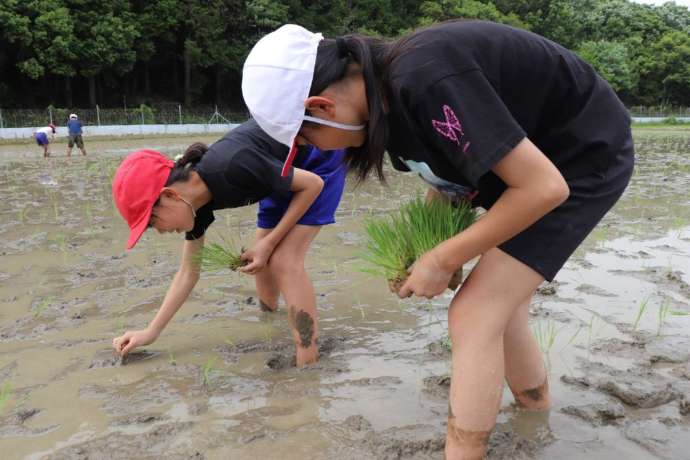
[1,132,689,459]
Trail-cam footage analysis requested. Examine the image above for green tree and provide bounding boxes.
[418,0,527,29]
[577,40,636,95]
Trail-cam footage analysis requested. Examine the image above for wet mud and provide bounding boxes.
[1,132,689,459]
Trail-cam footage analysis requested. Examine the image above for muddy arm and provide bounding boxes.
[147,236,204,337]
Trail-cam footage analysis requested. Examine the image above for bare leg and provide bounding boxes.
[446,248,544,459]
[265,225,321,367]
[80,147,87,156]
[67,147,72,157]
[503,295,550,410]
[254,228,280,312]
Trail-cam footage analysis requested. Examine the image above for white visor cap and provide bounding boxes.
[69,113,78,119]
[242,24,323,148]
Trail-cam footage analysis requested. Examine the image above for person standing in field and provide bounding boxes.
[66,113,87,156]
[33,123,56,158]
[111,120,346,368]
[242,21,634,458]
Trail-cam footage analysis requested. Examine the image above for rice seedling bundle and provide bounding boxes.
[194,239,245,272]
[361,196,476,292]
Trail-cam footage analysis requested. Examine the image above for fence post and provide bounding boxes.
[96,104,101,126]
[178,105,183,125]
[141,105,145,125]
[49,107,53,125]
[0,108,4,130]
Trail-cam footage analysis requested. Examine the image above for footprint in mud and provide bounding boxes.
[423,374,451,399]
[88,349,160,369]
[560,401,626,426]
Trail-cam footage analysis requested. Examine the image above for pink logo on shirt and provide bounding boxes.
[432,105,470,153]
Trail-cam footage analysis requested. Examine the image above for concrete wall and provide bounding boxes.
[0,123,239,140]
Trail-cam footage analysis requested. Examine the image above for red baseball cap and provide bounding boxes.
[112,149,174,249]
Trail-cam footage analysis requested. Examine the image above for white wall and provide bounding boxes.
[0,123,239,140]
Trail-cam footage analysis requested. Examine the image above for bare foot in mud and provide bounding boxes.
[259,300,277,313]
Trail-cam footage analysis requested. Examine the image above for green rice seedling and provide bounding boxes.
[531,319,561,354]
[34,297,54,318]
[361,196,476,290]
[201,356,217,387]
[560,325,584,352]
[657,298,671,337]
[632,295,651,332]
[194,238,244,272]
[168,350,176,366]
[0,382,11,414]
[441,334,452,351]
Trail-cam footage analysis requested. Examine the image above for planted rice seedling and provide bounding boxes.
[0,381,11,414]
[201,356,217,387]
[361,196,476,291]
[531,319,561,354]
[632,295,651,332]
[194,238,245,272]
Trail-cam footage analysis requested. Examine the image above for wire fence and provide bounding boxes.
[0,104,249,129]
[0,105,688,130]
[628,106,690,118]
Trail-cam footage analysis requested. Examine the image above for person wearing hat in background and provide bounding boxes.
[242,21,634,458]
[111,120,346,368]
[66,113,87,157]
[33,123,56,158]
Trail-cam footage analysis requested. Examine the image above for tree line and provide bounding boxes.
[0,0,688,109]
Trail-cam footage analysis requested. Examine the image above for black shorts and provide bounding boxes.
[476,136,635,281]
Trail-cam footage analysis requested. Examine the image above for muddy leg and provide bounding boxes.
[253,229,280,312]
[268,225,321,368]
[504,296,551,410]
[446,248,544,459]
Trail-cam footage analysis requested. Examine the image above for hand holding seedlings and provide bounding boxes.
[113,328,159,357]
[398,249,455,299]
[238,238,276,275]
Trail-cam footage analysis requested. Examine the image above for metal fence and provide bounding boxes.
[0,105,249,129]
[628,106,690,118]
[1,105,688,130]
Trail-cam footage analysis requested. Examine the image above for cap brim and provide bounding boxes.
[280,140,299,177]
[126,206,154,249]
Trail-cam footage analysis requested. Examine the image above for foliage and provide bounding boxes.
[0,0,688,107]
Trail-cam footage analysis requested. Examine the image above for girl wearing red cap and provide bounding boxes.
[111,120,346,367]
[243,21,634,457]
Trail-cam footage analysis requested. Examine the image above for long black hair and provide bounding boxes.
[165,142,208,186]
[310,29,432,183]
[310,36,392,183]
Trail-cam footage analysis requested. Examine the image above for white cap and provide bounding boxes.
[69,113,78,119]
[242,24,323,150]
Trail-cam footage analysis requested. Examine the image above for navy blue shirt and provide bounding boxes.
[67,119,82,135]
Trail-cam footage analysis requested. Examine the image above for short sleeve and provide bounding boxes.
[185,205,215,240]
[412,70,526,188]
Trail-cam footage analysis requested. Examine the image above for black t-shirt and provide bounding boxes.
[185,119,302,239]
[386,20,632,201]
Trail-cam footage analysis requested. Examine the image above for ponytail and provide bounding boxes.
[166,142,208,185]
[311,36,392,183]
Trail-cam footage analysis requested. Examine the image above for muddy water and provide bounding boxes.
[0,130,689,459]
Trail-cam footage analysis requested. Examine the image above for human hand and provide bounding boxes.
[112,328,158,357]
[398,250,454,299]
[238,239,275,275]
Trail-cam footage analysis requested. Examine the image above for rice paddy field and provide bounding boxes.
[0,128,689,459]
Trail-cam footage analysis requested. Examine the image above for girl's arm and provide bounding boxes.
[435,138,569,272]
[240,168,324,274]
[113,236,204,356]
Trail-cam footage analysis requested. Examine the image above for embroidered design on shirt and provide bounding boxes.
[432,105,471,153]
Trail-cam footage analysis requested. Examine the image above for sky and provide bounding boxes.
[632,0,690,6]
